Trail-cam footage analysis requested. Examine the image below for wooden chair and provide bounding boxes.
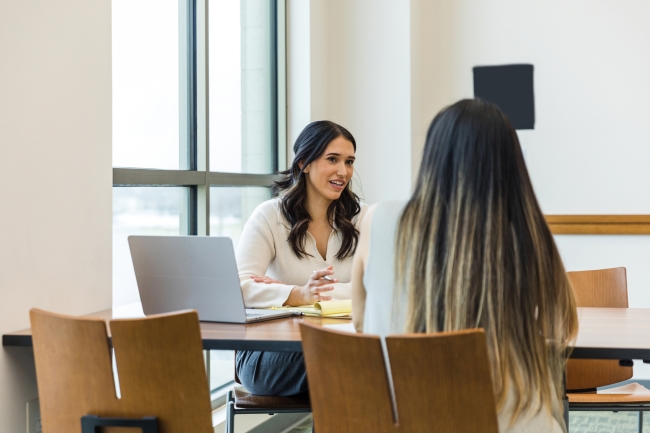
[30,308,213,433]
[225,363,311,433]
[386,330,500,433]
[566,268,650,419]
[300,323,499,433]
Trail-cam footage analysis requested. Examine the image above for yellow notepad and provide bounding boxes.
[268,299,352,318]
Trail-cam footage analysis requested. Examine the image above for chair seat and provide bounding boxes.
[233,387,311,410]
[569,393,650,404]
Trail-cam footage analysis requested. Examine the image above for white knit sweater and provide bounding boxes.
[236,198,369,308]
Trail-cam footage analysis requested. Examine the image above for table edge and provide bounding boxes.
[3,334,304,353]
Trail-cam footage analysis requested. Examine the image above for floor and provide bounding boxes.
[570,411,645,433]
[284,415,312,433]
[283,412,648,433]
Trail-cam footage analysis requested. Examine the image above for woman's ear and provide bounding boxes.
[298,161,309,174]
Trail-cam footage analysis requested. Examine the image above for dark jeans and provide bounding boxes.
[235,350,308,396]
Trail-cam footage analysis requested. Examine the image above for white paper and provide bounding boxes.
[597,382,650,395]
[323,323,356,333]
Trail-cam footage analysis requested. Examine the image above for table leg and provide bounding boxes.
[564,368,569,432]
[564,398,569,432]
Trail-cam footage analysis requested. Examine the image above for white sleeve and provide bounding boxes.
[235,210,296,308]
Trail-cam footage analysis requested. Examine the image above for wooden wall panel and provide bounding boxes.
[546,216,650,235]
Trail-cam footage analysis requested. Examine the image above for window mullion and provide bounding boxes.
[180,0,200,235]
[276,0,287,172]
[196,0,209,236]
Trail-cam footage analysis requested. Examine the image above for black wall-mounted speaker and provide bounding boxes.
[473,64,535,130]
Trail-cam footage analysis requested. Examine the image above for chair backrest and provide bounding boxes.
[300,323,396,433]
[568,267,628,308]
[30,309,212,433]
[566,267,632,390]
[386,329,499,433]
[300,324,499,433]
[31,309,119,433]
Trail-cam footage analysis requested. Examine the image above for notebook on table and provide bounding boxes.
[267,299,353,318]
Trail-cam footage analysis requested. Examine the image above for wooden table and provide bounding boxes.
[2,303,350,352]
[5,306,650,359]
[572,307,650,360]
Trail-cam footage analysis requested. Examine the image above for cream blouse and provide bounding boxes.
[236,198,368,308]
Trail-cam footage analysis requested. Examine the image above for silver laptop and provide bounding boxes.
[128,235,294,323]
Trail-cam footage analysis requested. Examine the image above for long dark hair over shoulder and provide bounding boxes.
[272,120,361,259]
[395,99,578,423]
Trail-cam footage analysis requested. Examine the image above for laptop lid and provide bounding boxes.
[128,235,248,323]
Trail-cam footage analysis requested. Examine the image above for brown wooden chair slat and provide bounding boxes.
[569,393,650,404]
[300,323,499,433]
[387,329,499,433]
[231,387,310,409]
[300,322,395,433]
[30,308,213,433]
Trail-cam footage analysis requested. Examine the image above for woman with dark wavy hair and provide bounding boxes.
[235,120,367,396]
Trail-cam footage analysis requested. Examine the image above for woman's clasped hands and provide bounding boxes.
[250,265,338,306]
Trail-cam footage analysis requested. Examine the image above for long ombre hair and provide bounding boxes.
[273,120,361,259]
[395,99,578,422]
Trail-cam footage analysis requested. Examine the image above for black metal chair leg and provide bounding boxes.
[226,390,235,433]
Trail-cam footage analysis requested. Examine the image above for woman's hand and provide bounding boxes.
[284,266,338,306]
[250,275,284,284]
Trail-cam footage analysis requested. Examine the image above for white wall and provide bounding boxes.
[409,0,650,377]
[287,0,413,205]
[413,0,650,213]
[0,0,112,430]
[409,0,453,185]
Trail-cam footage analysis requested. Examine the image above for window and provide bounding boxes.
[112,0,286,396]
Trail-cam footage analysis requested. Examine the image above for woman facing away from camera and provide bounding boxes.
[351,99,578,432]
[235,120,367,396]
